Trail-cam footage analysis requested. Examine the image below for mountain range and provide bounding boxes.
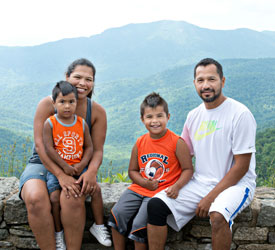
[0,20,274,171]
[1,20,275,84]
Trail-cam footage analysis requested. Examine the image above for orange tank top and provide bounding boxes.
[128,129,182,197]
[47,114,85,165]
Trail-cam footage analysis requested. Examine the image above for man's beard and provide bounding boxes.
[199,88,221,103]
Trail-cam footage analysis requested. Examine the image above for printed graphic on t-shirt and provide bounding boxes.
[54,131,83,161]
[194,120,222,141]
[140,154,169,182]
[145,159,165,180]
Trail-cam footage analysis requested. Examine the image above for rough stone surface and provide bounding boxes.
[0,177,19,201]
[0,229,9,240]
[268,231,275,244]
[0,201,4,219]
[237,244,275,250]
[257,200,275,227]
[4,193,28,224]
[234,226,269,244]
[190,225,212,238]
[0,177,275,249]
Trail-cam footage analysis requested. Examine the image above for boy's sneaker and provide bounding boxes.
[55,230,66,250]
[89,223,112,247]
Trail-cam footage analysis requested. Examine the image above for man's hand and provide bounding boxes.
[196,195,214,217]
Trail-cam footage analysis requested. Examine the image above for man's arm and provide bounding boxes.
[128,144,158,191]
[196,153,252,217]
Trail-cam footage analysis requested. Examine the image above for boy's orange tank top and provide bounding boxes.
[48,114,85,165]
[128,129,182,197]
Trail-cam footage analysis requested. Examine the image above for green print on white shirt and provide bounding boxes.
[194,120,222,141]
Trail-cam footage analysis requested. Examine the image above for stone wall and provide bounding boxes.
[1,177,275,250]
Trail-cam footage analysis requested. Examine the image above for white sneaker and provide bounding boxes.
[55,230,66,250]
[89,223,112,247]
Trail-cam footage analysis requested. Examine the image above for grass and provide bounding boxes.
[0,138,31,178]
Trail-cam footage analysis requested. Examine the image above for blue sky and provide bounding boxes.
[1,0,275,46]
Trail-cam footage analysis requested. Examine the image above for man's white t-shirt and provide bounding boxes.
[181,97,257,189]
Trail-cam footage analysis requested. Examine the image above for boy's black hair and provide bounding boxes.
[140,92,169,117]
[194,58,223,80]
[52,81,78,102]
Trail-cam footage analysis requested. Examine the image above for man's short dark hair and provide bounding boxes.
[194,58,223,79]
[140,92,169,117]
[52,81,78,102]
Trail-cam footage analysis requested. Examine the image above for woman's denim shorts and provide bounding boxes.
[19,163,48,199]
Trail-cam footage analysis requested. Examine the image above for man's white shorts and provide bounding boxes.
[154,178,254,231]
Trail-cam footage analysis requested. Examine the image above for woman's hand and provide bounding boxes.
[75,170,97,196]
[58,173,81,198]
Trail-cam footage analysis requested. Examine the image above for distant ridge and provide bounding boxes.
[0,20,275,84]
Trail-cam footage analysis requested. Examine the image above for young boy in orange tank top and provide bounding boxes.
[43,81,111,249]
[108,92,193,249]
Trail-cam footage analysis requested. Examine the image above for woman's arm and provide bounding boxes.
[76,101,107,195]
[73,122,93,176]
[89,102,107,173]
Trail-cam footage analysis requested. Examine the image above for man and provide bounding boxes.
[147,58,257,250]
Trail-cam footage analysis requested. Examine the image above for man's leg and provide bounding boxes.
[21,179,56,250]
[209,185,254,250]
[210,212,231,250]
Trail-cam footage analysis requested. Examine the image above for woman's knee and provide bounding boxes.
[23,181,51,215]
[60,193,85,212]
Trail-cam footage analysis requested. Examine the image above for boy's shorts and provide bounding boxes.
[19,163,48,199]
[108,189,151,243]
[47,167,87,194]
[154,178,254,231]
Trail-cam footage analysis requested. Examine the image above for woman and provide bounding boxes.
[19,58,108,250]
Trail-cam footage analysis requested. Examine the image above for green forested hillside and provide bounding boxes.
[0,58,274,180]
[96,58,275,170]
[255,128,275,186]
